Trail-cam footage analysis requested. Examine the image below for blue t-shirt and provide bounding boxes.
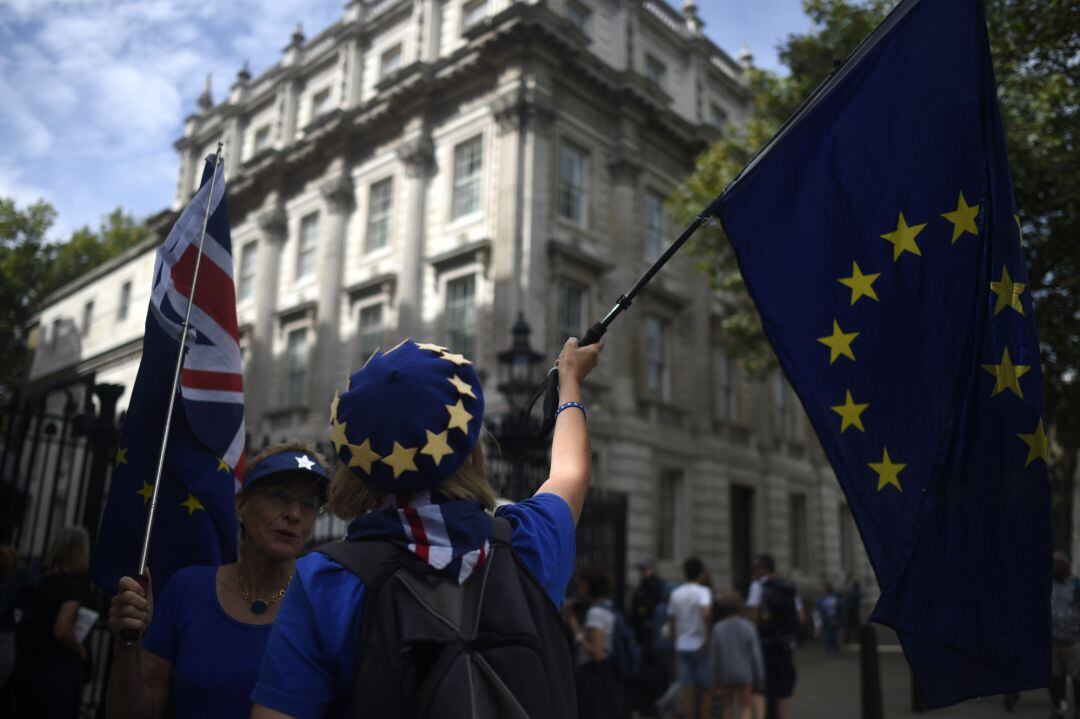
[252,492,576,719]
[142,565,272,719]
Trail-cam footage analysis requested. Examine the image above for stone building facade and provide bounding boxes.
[26,0,874,600]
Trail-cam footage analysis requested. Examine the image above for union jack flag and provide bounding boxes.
[92,155,246,593]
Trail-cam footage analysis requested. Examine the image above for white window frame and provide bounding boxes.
[451,135,484,220]
[310,87,332,119]
[444,272,478,358]
[253,124,272,153]
[645,54,666,88]
[81,300,94,337]
[644,314,671,401]
[296,212,319,280]
[118,281,132,321]
[558,142,589,226]
[284,326,310,407]
[356,301,385,365]
[461,0,488,32]
[379,44,403,79]
[656,467,686,561]
[365,177,393,252]
[238,241,257,301]
[556,277,587,341]
[710,103,728,134]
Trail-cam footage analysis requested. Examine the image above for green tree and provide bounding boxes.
[0,201,148,404]
[672,0,1080,546]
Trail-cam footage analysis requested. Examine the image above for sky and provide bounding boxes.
[0,0,812,240]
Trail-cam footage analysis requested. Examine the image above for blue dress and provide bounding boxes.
[252,493,577,719]
[142,565,272,719]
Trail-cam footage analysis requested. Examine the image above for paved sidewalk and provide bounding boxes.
[793,639,1056,719]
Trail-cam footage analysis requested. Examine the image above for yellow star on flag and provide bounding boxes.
[981,347,1031,399]
[216,457,231,473]
[380,441,418,478]
[445,400,474,433]
[880,212,926,261]
[868,448,905,492]
[447,374,477,398]
[420,430,454,466]
[838,262,880,305]
[989,266,1025,316]
[817,320,859,364]
[181,493,205,515]
[115,447,128,466]
[136,480,154,504]
[831,390,869,433]
[415,342,449,353]
[941,192,980,243]
[346,438,381,474]
[1017,419,1049,467]
[329,391,340,425]
[439,351,472,366]
[329,418,349,451]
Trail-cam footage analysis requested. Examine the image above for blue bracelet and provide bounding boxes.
[556,401,586,420]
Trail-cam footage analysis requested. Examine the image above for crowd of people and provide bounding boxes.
[0,336,1076,719]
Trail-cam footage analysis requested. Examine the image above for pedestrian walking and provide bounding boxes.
[710,591,763,719]
[574,570,630,719]
[747,554,803,719]
[817,580,841,655]
[1049,551,1080,717]
[667,557,714,719]
[629,559,669,716]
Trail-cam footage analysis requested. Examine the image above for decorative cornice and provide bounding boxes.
[492,92,555,136]
[397,134,435,178]
[320,172,355,212]
[256,203,288,239]
[608,154,643,183]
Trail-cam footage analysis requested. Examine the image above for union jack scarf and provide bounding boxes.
[346,491,491,584]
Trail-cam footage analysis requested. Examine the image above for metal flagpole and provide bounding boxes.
[135,141,224,579]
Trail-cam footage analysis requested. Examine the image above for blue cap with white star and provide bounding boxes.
[330,340,485,492]
[243,450,330,491]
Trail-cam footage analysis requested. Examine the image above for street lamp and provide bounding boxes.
[493,313,545,500]
[496,312,544,420]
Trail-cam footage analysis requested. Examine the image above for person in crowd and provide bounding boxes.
[817,580,841,655]
[710,591,763,719]
[250,337,603,718]
[105,441,331,719]
[667,556,714,719]
[842,572,862,644]
[0,545,22,699]
[574,569,629,719]
[747,554,804,719]
[1049,551,1080,717]
[10,526,92,718]
[629,558,670,716]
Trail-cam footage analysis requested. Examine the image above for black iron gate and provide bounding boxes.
[0,382,123,718]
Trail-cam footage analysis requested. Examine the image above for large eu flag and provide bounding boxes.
[92,156,246,595]
[708,0,1050,707]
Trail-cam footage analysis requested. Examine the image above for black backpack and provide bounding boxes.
[758,578,801,642]
[316,516,577,719]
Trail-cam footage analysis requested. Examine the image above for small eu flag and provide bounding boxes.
[709,0,1050,707]
[92,156,245,595]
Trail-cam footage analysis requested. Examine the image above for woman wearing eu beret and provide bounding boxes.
[251,337,603,719]
[105,441,331,719]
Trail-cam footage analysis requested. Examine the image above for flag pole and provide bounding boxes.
[135,142,224,579]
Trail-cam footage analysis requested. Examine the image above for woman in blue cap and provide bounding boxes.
[104,441,331,719]
[251,337,603,719]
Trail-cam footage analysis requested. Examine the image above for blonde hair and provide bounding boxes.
[329,446,495,519]
[243,439,330,497]
[44,526,90,575]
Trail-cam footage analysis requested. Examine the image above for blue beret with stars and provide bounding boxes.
[329,340,485,492]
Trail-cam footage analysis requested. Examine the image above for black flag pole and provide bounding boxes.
[122,142,224,645]
[529,212,713,437]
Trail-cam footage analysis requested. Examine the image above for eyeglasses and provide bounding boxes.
[258,485,325,514]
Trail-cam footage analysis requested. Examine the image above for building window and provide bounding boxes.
[644,190,665,261]
[451,136,483,219]
[567,0,590,31]
[710,103,728,134]
[82,300,94,337]
[379,44,402,79]
[657,468,684,561]
[790,493,809,572]
[645,54,666,88]
[285,328,309,406]
[713,347,734,421]
[644,315,670,401]
[357,303,384,364]
[558,142,589,225]
[297,212,319,279]
[366,178,393,252]
[311,88,332,118]
[556,278,587,341]
[238,242,257,301]
[446,274,477,358]
[118,281,132,321]
[462,0,488,31]
[50,318,61,349]
[253,124,272,153]
[773,371,791,438]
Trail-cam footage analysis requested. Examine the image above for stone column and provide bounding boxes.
[607,152,643,413]
[313,163,355,411]
[395,131,435,339]
[247,198,287,441]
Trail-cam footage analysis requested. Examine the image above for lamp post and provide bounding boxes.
[492,313,545,500]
